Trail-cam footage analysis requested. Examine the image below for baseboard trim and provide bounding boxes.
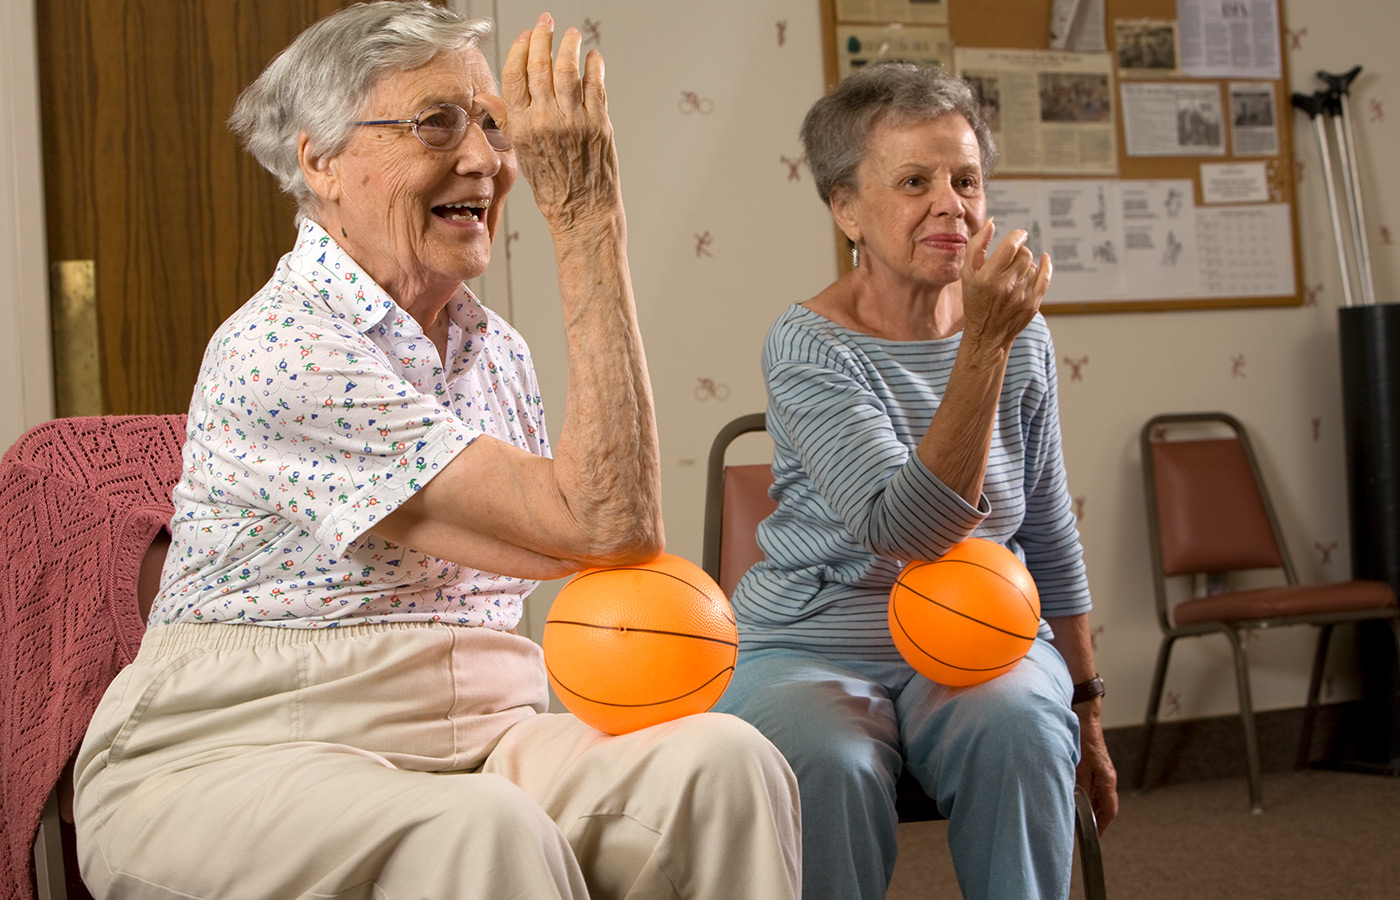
[1106,701,1399,788]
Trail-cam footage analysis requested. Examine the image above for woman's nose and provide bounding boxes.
[929,179,965,217]
[454,123,502,176]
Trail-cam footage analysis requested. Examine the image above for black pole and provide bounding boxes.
[1338,305,1400,768]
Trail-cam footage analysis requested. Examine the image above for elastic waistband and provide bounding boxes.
[139,621,524,656]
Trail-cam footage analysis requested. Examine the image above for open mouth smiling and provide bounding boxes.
[433,199,490,222]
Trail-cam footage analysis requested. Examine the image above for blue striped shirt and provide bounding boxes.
[732,303,1092,659]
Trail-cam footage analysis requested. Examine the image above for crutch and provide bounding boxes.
[1318,67,1377,307]
[1292,90,1356,308]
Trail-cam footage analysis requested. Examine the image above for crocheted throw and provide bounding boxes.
[0,415,185,900]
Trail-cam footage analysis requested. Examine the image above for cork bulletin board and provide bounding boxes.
[819,0,1302,314]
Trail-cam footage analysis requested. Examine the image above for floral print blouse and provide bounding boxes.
[152,220,550,630]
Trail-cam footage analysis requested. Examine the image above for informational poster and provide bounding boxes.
[1195,204,1295,297]
[986,179,1294,303]
[1120,82,1226,157]
[1177,0,1282,79]
[835,0,948,25]
[1200,162,1270,203]
[835,24,951,78]
[954,48,1118,175]
[1120,180,1200,300]
[987,179,1130,304]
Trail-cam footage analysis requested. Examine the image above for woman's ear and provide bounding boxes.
[298,133,339,204]
[829,184,861,246]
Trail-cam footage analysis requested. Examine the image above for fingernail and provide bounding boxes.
[539,12,553,28]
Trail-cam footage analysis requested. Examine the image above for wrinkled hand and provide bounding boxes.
[496,13,621,231]
[960,220,1051,349]
[1076,709,1119,834]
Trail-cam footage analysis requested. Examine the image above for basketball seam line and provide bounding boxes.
[890,603,1025,673]
[571,566,711,594]
[897,561,1038,640]
[546,663,737,708]
[543,619,739,648]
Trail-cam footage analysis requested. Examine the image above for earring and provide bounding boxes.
[850,243,860,269]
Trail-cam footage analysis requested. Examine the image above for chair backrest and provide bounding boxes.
[3,415,185,900]
[1141,413,1295,621]
[702,414,775,596]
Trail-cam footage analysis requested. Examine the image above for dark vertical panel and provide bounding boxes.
[37,0,358,414]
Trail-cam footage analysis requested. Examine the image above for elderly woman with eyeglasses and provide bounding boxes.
[70,4,800,899]
[713,63,1117,900]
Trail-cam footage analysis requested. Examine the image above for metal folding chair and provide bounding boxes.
[1136,411,1400,811]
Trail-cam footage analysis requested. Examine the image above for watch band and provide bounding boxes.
[1071,675,1105,705]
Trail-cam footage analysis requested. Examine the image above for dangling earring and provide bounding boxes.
[850,242,860,269]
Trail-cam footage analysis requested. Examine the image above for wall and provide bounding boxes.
[7,0,1396,729]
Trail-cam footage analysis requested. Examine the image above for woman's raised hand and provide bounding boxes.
[960,219,1052,349]
[499,13,621,230]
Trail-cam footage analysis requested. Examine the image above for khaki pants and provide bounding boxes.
[74,623,801,900]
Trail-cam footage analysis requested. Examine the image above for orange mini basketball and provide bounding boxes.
[888,538,1041,687]
[543,552,739,735]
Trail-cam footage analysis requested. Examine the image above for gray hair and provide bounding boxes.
[800,62,998,207]
[229,1,493,217]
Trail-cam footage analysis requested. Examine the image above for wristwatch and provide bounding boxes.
[1071,675,1105,706]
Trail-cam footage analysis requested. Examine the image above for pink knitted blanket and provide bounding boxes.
[0,415,185,900]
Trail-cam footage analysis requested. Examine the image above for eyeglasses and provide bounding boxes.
[352,102,511,151]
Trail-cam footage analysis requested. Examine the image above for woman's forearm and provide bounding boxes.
[547,208,664,562]
[914,339,1008,504]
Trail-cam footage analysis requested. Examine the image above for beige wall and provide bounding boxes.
[7,0,1397,729]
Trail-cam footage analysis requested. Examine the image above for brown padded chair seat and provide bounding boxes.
[1174,579,1397,626]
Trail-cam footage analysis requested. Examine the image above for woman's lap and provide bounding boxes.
[75,624,801,900]
[716,639,1080,900]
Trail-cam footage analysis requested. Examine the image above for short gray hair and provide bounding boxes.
[229,1,493,217]
[800,62,998,207]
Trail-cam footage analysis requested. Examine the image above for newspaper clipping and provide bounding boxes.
[1228,81,1279,156]
[955,48,1118,175]
[1177,0,1282,80]
[1120,82,1227,157]
[1113,19,1179,77]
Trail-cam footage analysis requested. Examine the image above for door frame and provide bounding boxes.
[1,0,55,447]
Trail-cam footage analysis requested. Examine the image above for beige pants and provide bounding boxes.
[73,623,801,900]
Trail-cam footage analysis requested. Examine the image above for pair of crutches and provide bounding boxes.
[1292,67,1376,308]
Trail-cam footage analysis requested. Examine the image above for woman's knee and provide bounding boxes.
[953,685,1078,772]
[661,713,796,787]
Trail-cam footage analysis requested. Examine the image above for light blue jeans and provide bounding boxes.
[714,638,1079,900]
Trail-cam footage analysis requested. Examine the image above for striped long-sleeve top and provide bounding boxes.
[732,303,1093,660]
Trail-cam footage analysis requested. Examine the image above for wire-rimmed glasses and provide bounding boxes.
[352,102,511,151]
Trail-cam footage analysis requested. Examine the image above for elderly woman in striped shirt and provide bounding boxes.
[716,62,1117,900]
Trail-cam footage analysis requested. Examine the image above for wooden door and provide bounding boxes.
[36,0,359,415]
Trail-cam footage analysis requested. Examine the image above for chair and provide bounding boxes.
[1136,412,1400,812]
[703,413,1106,899]
[2,415,186,900]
